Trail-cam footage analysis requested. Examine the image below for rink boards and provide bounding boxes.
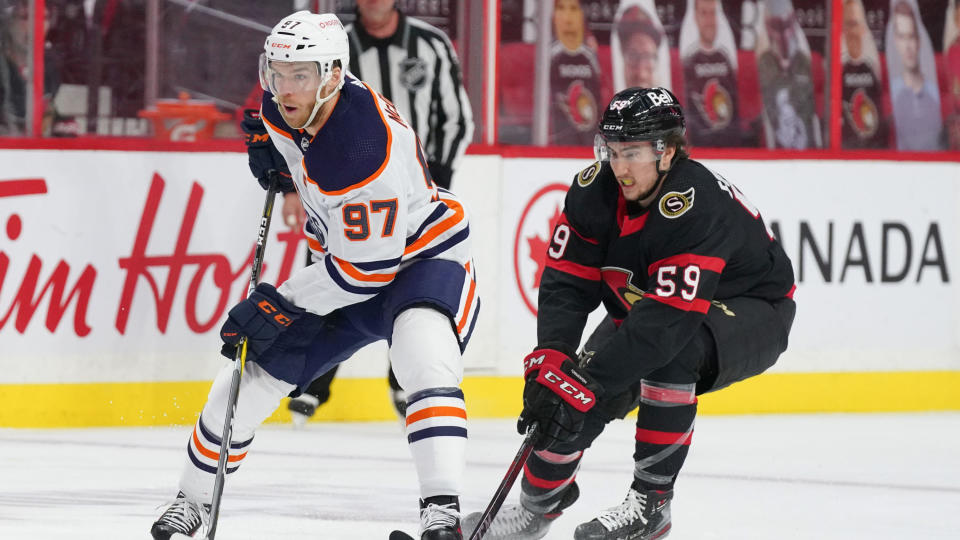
[1,150,958,427]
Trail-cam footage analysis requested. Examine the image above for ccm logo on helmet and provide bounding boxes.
[646,90,674,106]
[271,43,292,49]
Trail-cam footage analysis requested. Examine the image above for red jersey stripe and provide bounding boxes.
[545,258,601,281]
[646,294,711,314]
[648,254,727,276]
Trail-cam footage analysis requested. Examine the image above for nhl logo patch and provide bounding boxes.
[659,187,695,219]
[399,58,428,91]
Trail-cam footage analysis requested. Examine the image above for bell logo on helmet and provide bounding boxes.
[646,90,673,106]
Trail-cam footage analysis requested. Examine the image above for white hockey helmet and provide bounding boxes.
[259,11,350,128]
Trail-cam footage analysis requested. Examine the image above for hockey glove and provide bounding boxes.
[241,109,294,193]
[220,283,305,360]
[517,348,603,451]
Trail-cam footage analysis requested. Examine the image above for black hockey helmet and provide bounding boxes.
[595,87,685,161]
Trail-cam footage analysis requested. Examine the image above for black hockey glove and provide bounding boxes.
[220,282,305,360]
[517,348,603,451]
[241,109,294,193]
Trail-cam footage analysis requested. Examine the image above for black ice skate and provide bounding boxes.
[391,387,408,417]
[574,487,672,540]
[150,491,210,540]
[420,495,462,539]
[461,481,579,540]
[287,393,321,427]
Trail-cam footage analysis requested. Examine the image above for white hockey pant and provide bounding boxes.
[176,307,464,503]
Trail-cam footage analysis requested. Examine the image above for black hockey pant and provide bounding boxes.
[519,296,796,512]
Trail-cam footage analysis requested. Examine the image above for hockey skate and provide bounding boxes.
[574,487,672,540]
[461,481,579,540]
[420,495,462,539]
[287,393,321,427]
[391,387,408,417]
[150,492,209,540]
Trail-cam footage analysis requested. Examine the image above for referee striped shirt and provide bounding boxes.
[345,11,474,188]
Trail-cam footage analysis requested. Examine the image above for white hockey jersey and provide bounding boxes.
[261,75,472,316]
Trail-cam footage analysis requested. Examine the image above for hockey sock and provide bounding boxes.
[178,361,295,503]
[405,387,467,499]
[632,380,697,491]
[181,413,253,501]
[519,448,583,514]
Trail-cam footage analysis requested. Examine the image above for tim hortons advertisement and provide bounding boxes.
[500,158,960,374]
[0,150,309,384]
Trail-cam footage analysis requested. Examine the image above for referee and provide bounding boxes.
[345,0,474,189]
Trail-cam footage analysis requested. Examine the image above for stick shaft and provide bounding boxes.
[468,424,539,540]
[206,179,279,539]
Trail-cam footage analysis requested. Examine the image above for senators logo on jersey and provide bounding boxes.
[601,266,646,311]
[659,187,695,219]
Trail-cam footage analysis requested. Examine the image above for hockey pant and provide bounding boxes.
[178,259,479,503]
[520,295,795,511]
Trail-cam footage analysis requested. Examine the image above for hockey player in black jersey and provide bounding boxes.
[463,87,796,540]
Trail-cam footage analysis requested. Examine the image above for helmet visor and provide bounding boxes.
[594,134,660,163]
[259,53,322,97]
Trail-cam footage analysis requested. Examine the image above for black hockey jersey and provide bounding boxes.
[537,158,795,395]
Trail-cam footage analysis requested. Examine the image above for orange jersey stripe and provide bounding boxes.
[456,274,477,333]
[261,109,294,141]
[334,256,397,283]
[306,236,325,253]
[406,406,468,426]
[192,426,247,463]
[404,198,465,255]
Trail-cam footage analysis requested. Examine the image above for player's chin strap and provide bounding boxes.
[273,72,345,131]
[636,149,677,204]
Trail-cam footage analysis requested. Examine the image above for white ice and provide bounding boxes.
[1,413,958,539]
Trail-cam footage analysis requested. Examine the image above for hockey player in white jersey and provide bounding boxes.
[150,11,478,540]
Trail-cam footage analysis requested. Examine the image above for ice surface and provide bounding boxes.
[1,413,958,539]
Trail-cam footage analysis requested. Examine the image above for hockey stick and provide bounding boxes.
[387,424,539,540]
[205,173,280,540]
[467,422,539,540]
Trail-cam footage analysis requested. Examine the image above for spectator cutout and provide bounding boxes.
[678,0,740,146]
[549,0,603,145]
[755,0,822,149]
[611,0,672,92]
[943,0,960,149]
[841,0,886,148]
[886,0,942,150]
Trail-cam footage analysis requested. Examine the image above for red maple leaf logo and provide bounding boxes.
[526,205,564,289]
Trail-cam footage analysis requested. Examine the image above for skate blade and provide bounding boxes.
[290,411,309,428]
